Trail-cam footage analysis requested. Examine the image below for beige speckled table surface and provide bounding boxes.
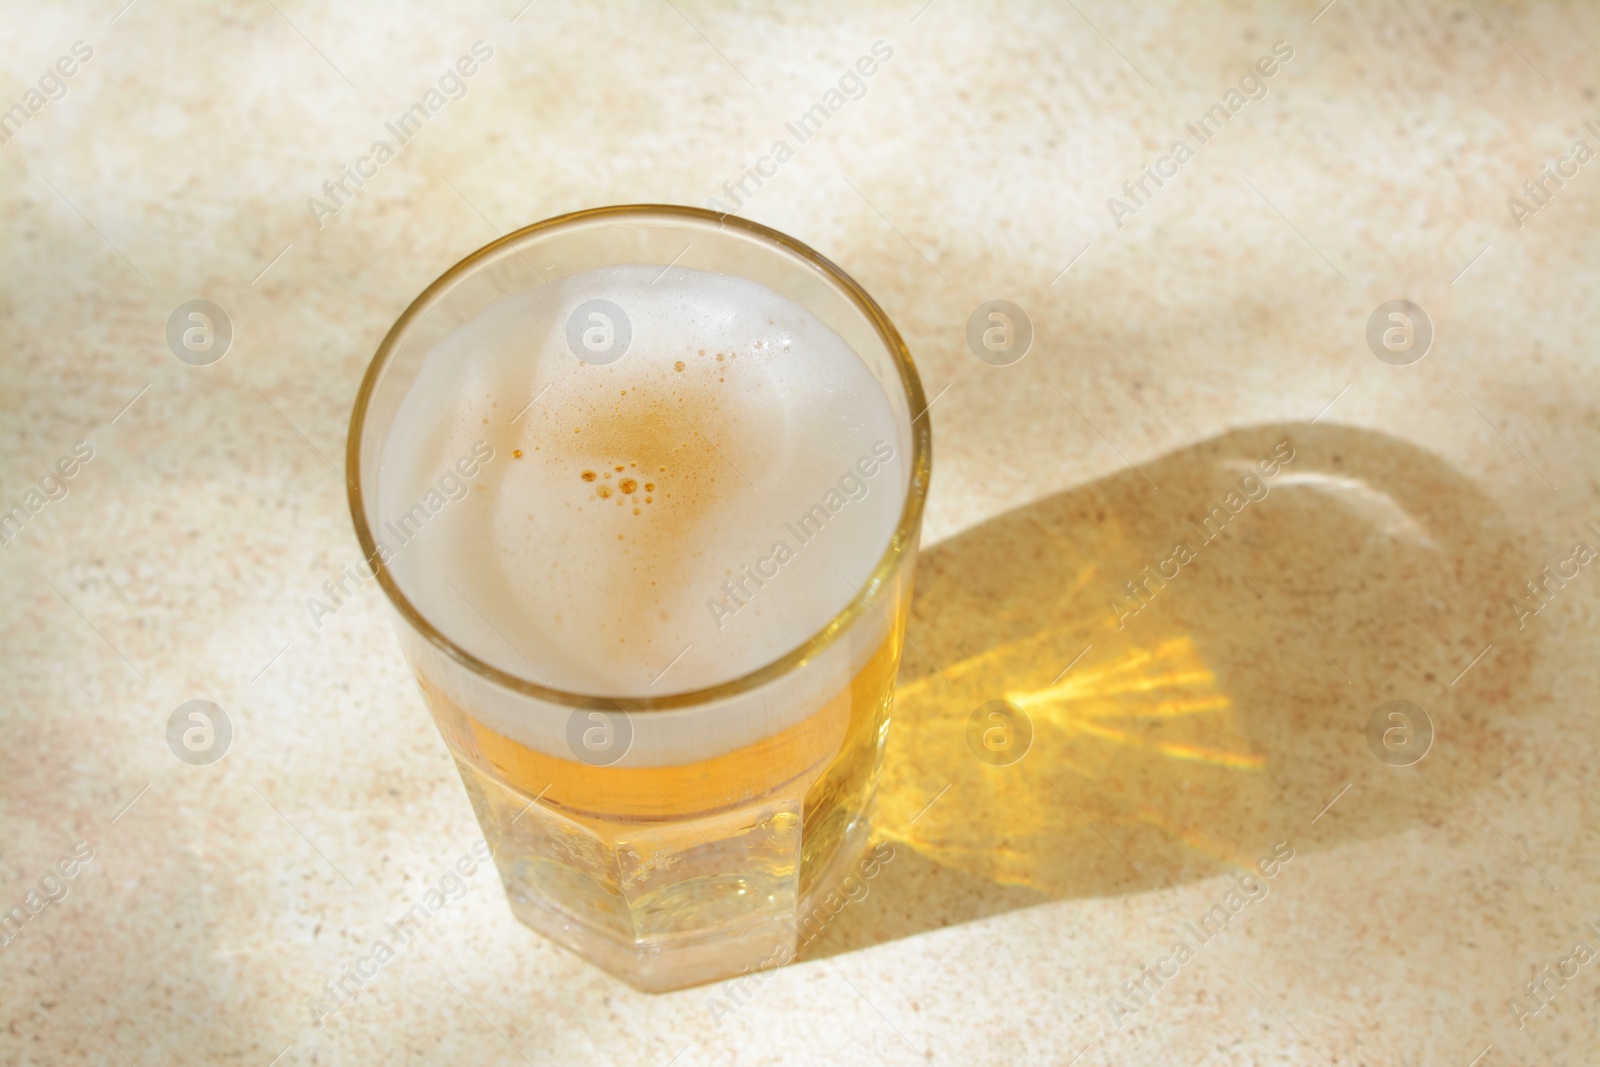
[3,1,1598,1064]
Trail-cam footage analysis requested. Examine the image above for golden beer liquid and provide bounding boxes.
[414,619,902,985]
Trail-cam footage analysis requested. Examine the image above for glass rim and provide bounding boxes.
[345,204,932,712]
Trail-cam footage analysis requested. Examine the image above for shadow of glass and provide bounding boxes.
[801,422,1538,960]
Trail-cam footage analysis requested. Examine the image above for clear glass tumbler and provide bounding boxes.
[346,205,930,991]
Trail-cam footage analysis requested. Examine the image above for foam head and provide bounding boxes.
[378,264,907,698]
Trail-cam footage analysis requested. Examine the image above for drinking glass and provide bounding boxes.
[346,205,931,991]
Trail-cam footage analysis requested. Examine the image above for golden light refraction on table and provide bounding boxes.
[1,2,1595,1065]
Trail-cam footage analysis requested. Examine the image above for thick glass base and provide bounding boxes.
[458,755,873,991]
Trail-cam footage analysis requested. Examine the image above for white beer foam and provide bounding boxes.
[379,264,905,705]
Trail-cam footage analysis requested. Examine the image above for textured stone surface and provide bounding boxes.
[1,1,1597,1064]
